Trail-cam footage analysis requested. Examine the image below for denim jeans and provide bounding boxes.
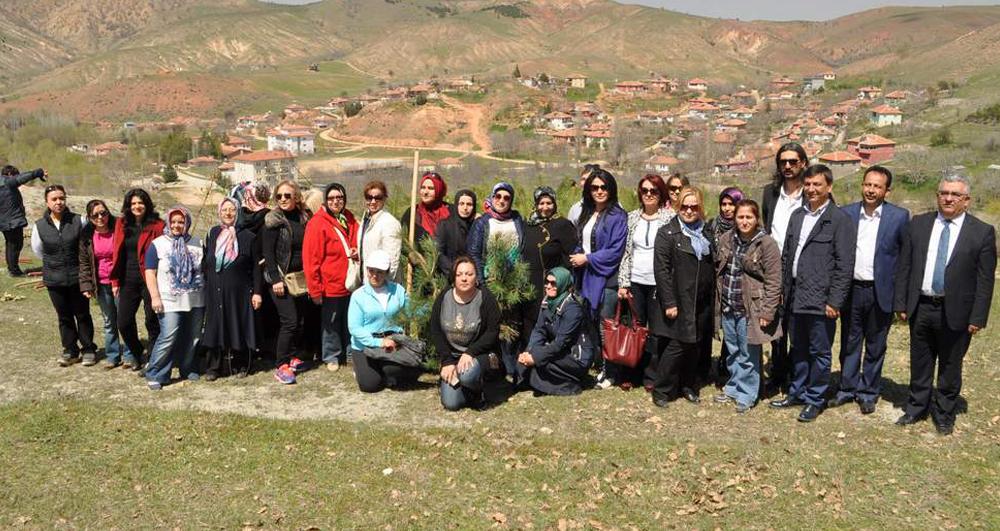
[96,284,134,365]
[721,313,762,407]
[321,295,350,364]
[146,307,205,385]
[440,358,483,411]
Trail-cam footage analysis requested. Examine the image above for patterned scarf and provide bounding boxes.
[164,206,201,295]
[483,182,515,221]
[214,198,239,272]
[527,186,557,226]
[681,219,711,260]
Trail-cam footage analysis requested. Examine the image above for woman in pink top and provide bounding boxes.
[79,199,134,369]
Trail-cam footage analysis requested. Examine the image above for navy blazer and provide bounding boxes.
[843,201,910,313]
[782,201,856,316]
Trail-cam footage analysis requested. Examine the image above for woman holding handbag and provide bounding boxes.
[614,174,674,391]
[263,180,311,384]
[303,182,359,373]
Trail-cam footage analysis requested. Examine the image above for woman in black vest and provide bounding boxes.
[31,185,97,366]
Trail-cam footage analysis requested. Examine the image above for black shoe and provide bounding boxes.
[8,270,25,278]
[653,396,670,408]
[827,395,854,408]
[58,355,80,367]
[769,396,805,409]
[203,372,218,382]
[682,387,700,403]
[933,419,955,436]
[858,401,876,415]
[798,404,823,422]
[895,412,926,426]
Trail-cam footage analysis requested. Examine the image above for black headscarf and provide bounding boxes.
[528,185,558,226]
[451,189,477,231]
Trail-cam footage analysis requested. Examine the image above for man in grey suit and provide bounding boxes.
[894,174,996,435]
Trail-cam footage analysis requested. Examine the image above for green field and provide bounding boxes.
[238,61,379,112]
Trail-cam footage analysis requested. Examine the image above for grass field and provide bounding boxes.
[1,248,999,528]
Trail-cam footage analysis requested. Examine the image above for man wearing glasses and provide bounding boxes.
[894,174,996,435]
[759,143,808,395]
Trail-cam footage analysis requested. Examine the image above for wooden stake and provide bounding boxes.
[406,150,420,292]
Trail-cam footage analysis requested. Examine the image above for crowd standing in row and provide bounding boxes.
[4,144,995,434]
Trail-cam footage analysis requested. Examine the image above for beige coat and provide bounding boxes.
[714,229,783,345]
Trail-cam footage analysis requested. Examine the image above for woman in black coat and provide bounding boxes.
[651,187,715,407]
[521,186,577,340]
[202,197,258,379]
[435,189,477,278]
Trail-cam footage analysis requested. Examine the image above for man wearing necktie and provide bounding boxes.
[894,174,997,435]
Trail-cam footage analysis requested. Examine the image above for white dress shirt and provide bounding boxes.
[582,213,597,255]
[770,185,803,253]
[921,212,966,296]
[792,199,830,279]
[853,204,882,281]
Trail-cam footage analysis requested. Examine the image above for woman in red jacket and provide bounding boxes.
[109,188,165,370]
[303,183,359,372]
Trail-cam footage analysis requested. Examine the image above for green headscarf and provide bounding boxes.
[544,266,574,317]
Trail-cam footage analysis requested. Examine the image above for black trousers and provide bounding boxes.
[608,283,658,387]
[3,228,24,274]
[351,348,421,393]
[47,285,96,356]
[905,298,972,424]
[117,278,159,362]
[652,336,699,401]
[270,289,308,365]
[768,332,790,391]
[837,282,892,402]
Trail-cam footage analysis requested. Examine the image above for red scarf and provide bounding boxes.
[415,173,450,237]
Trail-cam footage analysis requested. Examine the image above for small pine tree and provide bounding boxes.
[395,235,446,363]
[482,237,535,342]
[162,165,178,183]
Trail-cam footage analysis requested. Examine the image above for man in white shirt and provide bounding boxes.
[829,166,909,415]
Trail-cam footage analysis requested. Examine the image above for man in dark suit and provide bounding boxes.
[770,164,856,422]
[894,174,996,435]
[829,166,909,415]
[760,142,808,394]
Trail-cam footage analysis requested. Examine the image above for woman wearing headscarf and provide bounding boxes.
[263,180,311,385]
[466,182,525,282]
[110,188,164,370]
[436,189,477,279]
[357,180,402,281]
[143,206,205,390]
[521,185,577,341]
[31,184,97,366]
[651,187,715,407]
[303,182,359,372]
[569,168,627,389]
[400,171,450,248]
[202,197,257,380]
[79,199,133,369]
[517,267,594,396]
[705,186,744,384]
[614,174,675,390]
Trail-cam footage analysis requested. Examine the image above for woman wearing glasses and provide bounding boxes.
[79,199,133,369]
[263,180,311,384]
[569,168,627,388]
[650,187,716,408]
[303,183,359,372]
[357,180,402,282]
[665,173,689,213]
[522,186,577,342]
[32,184,98,366]
[109,188,164,371]
[612,174,675,390]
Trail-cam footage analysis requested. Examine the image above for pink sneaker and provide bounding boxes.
[288,357,307,374]
[274,364,296,385]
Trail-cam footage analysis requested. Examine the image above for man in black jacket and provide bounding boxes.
[0,165,47,276]
[759,143,807,393]
[770,164,856,422]
[894,174,996,435]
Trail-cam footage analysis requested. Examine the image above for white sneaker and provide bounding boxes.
[594,370,613,390]
[326,361,340,372]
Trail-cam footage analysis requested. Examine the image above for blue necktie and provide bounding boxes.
[931,220,951,295]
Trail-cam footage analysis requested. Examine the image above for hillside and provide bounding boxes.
[4,0,1000,119]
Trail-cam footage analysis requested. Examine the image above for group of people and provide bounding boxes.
[4,145,995,432]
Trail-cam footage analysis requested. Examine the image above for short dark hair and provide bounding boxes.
[1,165,19,177]
[864,165,893,189]
[451,255,477,284]
[802,164,833,185]
[363,180,388,198]
[43,184,65,199]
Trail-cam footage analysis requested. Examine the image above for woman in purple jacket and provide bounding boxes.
[568,168,627,388]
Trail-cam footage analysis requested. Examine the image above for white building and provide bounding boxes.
[267,126,315,155]
[231,150,297,184]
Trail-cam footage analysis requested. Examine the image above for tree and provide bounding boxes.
[162,165,178,184]
[344,102,363,117]
[413,94,428,106]
[930,128,952,147]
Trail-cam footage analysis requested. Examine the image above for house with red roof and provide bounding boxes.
[614,81,647,95]
[884,90,909,106]
[819,150,862,169]
[846,134,896,165]
[267,126,315,155]
[807,126,836,143]
[645,155,680,173]
[91,141,129,157]
[869,105,903,127]
[231,150,296,184]
[857,86,883,101]
[567,74,588,89]
[714,154,755,174]
[687,78,709,91]
[544,111,574,130]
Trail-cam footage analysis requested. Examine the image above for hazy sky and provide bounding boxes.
[619,0,1000,21]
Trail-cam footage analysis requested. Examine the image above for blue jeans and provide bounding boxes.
[440,358,483,411]
[321,295,350,364]
[96,284,134,365]
[146,308,205,385]
[721,313,762,407]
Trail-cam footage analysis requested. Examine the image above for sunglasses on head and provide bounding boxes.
[276,193,293,200]
[364,194,384,202]
[590,184,608,192]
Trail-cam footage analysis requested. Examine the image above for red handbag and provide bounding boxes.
[601,294,648,368]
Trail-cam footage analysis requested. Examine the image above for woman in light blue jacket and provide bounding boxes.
[347,249,419,392]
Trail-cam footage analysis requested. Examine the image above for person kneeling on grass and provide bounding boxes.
[516,267,595,396]
[430,255,502,411]
[347,249,422,393]
[144,206,205,391]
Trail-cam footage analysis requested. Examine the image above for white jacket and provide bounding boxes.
[357,209,402,280]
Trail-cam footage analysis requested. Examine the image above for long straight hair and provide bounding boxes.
[578,168,623,230]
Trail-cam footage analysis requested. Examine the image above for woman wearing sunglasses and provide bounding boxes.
[613,174,675,390]
[650,186,715,408]
[263,180,311,384]
[357,180,402,281]
[569,168,627,389]
[79,199,133,369]
[32,184,97,367]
